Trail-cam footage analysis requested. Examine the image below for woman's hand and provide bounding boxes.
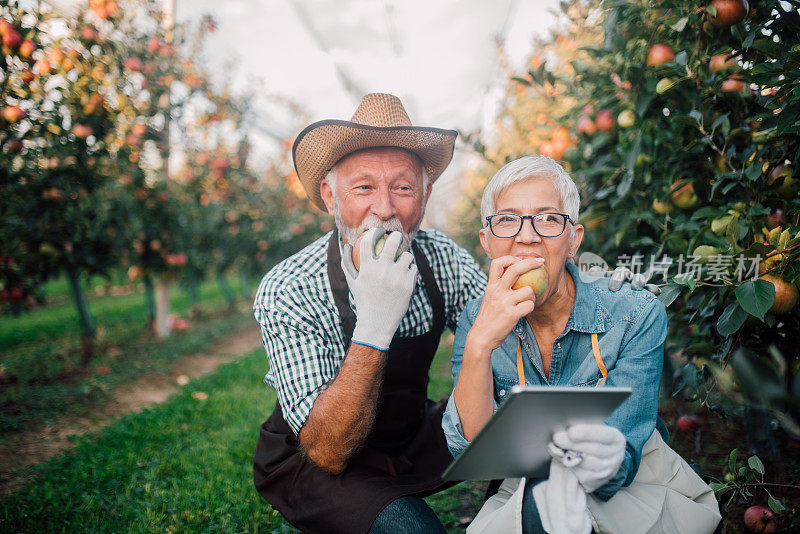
[468,255,544,352]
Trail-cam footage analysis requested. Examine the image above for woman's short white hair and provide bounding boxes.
[481,156,580,226]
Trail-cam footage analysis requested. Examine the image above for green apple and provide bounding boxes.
[512,267,548,297]
[352,232,403,271]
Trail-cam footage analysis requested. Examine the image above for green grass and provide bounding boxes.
[1,275,253,432]
[0,335,484,532]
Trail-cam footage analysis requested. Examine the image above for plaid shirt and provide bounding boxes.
[253,228,487,435]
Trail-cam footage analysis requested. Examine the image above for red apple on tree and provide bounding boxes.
[743,505,776,533]
[709,53,736,73]
[2,30,22,49]
[18,39,35,57]
[0,19,14,37]
[677,415,701,432]
[646,44,675,66]
[34,58,51,75]
[721,75,747,93]
[72,124,93,138]
[595,109,614,131]
[124,56,144,72]
[708,0,749,27]
[576,115,597,135]
[2,106,26,123]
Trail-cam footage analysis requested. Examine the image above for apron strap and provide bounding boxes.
[591,332,607,378]
[516,332,607,386]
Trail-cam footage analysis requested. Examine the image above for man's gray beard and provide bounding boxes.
[332,194,424,252]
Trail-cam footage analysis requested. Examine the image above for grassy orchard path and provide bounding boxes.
[0,323,262,498]
[0,335,486,532]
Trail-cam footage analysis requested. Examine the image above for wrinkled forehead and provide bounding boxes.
[335,147,423,178]
[494,176,563,212]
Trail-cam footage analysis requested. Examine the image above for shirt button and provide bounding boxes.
[557,343,562,349]
[499,389,506,397]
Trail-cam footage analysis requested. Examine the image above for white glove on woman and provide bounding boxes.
[550,423,627,493]
[341,228,417,351]
[532,458,592,534]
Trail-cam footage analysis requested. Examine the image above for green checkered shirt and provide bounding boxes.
[253,228,487,435]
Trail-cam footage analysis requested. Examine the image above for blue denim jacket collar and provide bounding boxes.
[510,260,614,339]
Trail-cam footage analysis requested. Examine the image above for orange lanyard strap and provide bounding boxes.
[591,332,607,378]
[516,332,606,386]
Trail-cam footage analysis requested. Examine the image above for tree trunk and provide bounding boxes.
[66,265,95,364]
[186,274,201,319]
[239,267,250,298]
[217,269,235,306]
[144,274,156,324]
[154,278,171,338]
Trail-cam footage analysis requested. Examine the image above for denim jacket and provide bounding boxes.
[442,260,668,501]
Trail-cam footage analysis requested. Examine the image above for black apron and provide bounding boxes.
[253,230,455,534]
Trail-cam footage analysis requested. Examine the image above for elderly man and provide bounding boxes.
[252,93,488,533]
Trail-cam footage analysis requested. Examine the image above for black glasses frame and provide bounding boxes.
[485,212,572,238]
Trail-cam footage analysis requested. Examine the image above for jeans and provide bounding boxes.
[368,495,446,534]
[521,478,547,534]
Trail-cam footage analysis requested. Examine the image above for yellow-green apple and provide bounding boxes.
[670,181,699,209]
[761,274,799,314]
[652,198,671,214]
[352,231,404,271]
[617,110,635,128]
[512,264,548,297]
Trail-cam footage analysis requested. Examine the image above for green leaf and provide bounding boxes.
[657,284,683,306]
[768,496,786,513]
[671,17,688,31]
[747,455,765,475]
[717,303,748,337]
[777,101,800,135]
[734,279,775,321]
[709,482,729,495]
[744,163,762,181]
[728,448,738,475]
[673,273,697,291]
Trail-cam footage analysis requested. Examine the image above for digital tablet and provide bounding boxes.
[442,385,632,481]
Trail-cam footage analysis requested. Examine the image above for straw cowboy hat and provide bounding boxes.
[292,93,458,211]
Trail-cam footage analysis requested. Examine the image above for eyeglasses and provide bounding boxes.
[485,212,571,238]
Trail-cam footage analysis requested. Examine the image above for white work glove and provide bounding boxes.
[588,265,661,295]
[341,228,417,351]
[532,458,592,534]
[550,423,627,493]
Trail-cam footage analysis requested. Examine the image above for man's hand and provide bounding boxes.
[342,228,418,351]
[550,423,626,493]
[589,266,661,295]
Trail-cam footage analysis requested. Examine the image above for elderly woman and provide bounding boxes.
[442,156,720,534]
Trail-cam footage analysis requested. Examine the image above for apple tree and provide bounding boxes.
[457,0,800,526]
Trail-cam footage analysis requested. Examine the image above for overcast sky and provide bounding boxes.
[46,0,562,228]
